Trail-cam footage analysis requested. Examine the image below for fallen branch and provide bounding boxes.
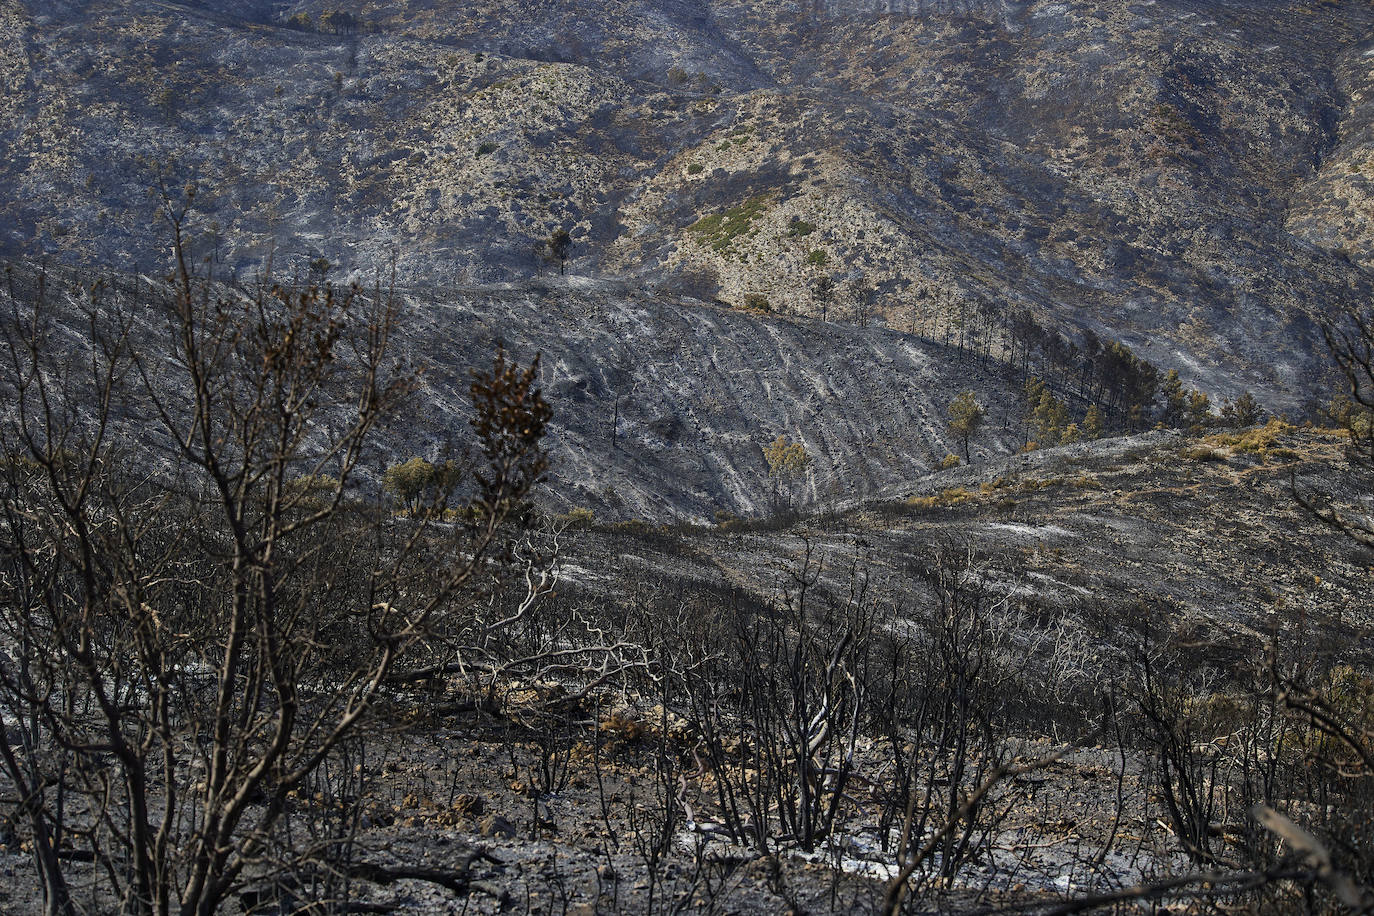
[345,848,499,895]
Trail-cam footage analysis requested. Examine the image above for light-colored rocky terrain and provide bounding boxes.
[3,0,1374,417]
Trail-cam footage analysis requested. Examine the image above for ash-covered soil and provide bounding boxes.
[0,687,1182,915]
[0,424,1367,913]
[565,425,1374,661]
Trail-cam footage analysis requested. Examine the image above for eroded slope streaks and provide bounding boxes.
[393,279,1027,520]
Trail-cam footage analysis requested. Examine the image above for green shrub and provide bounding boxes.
[688,194,771,253]
[1205,418,1290,457]
[384,457,461,518]
[906,487,971,510]
[557,506,595,527]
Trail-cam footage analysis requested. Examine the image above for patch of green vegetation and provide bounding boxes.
[556,506,595,528]
[725,127,754,147]
[907,487,971,510]
[686,163,704,175]
[787,219,816,238]
[688,194,772,253]
[1205,419,1291,457]
[806,249,828,266]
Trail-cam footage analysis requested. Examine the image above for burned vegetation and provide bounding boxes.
[0,228,1369,916]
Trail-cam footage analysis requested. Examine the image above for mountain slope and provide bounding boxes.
[3,0,1374,505]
